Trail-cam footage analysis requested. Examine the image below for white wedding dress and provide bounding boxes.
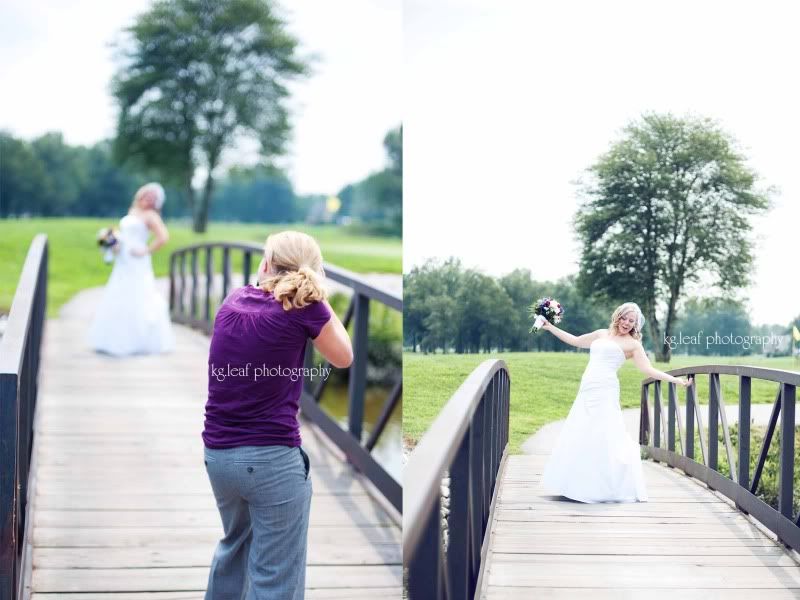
[541,336,648,503]
[86,213,176,356]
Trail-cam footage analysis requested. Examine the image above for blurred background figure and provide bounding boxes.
[86,182,175,355]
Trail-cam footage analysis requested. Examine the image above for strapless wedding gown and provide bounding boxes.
[541,336,648,502]
[86,213,176,356]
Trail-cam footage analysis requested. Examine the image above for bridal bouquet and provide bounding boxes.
[528,297,564,333]
[96,227,119,264]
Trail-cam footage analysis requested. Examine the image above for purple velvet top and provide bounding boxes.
[202,284,332,449]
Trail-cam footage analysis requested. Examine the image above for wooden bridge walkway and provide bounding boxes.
[22,287,401,597]
[478,452,800,599]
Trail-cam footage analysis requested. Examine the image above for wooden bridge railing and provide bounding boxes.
[640,365,800,551]
[404,359,510,599]
[168,241,402,513]
[0,235,47,600]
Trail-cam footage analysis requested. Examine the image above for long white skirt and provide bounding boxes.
[86,248,176,357]
[541,378,648,503]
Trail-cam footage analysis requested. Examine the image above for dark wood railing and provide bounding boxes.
[168,242,402,512]
[640,365,800,550]
[404,359,510,599]
[0,235,47,600]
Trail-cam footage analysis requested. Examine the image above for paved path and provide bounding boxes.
[23,285,401,597]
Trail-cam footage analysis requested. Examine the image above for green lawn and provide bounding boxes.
[1,218,401,316]
[403,351,800,454]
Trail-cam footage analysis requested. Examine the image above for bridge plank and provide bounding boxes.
[31,590,401,600]
[32,565,401,592]
[31,587,402,600]
[485,588,800,599]
[27,314,401,595]
[480,455,800,597]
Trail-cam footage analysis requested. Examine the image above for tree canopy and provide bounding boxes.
[111,0,309,232]
[574,112,770,361]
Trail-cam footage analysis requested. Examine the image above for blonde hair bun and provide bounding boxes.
[259,231,328,310]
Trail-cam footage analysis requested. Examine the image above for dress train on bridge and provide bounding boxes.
[541,336,648,503]
[87,213,175,356]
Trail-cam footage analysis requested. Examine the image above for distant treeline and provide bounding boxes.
[404,258,797,356]
[0,127,402,236]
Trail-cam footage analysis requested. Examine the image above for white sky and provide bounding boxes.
[0,0,401,195]
[404,0,800,326]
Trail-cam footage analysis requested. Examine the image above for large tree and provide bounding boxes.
[111,0,308,232]
[574,113,770,361]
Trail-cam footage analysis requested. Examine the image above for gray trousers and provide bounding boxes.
[203,444,312,600]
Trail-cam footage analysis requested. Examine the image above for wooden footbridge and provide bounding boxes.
[1,236,402,599]
[405,359,800,599]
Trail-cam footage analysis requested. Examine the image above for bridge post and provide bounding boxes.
[407,495,443,599]
[168,252,176,313]
[190,248,199,319]
[178,252,186,316]
[686,376,695,459]
[468,397,486,579]
[0,371,20,600]
[204,247,213,328]
[242,251,252,287]
[639,384,649,446]
[738,376,751,491]
[653,381,661,449]
[779,383,796,520]
[709,373,719,471]
[221,247,231,300]
[447,433,470,599]
[347,293,369,442]
[668,382,676,452]
[0,235,47,600]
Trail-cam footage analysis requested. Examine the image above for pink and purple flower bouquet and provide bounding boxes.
[528,297,564,333]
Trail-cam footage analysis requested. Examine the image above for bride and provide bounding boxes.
[539,302,692,503]
[87,182,176,356]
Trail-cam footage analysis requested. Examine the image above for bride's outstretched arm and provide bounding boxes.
[631,343,693,387]
[541,322,604,349]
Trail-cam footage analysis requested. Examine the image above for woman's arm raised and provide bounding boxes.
[311,300,353,369]
[541,322,604,349]
[631,342,693,387]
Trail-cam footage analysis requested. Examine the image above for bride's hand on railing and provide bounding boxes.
[674,376,693,387]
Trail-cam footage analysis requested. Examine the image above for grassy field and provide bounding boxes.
[403,351,800,454]
[1,218,401,316]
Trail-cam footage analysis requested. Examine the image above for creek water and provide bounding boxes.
[317,383,402,482]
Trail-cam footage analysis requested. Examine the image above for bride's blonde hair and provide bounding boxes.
[608,302,644,340]
[258,231,328,310]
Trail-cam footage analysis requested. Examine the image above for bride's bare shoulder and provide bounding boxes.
[624,338,645,354]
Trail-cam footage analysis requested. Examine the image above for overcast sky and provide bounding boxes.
[405,0,800,326]
[0,0,401,196]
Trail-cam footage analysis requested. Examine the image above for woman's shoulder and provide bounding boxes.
[287,297,331,318]
[622,336,644,351]
[220,285,260,308]
[289,298,332,339]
